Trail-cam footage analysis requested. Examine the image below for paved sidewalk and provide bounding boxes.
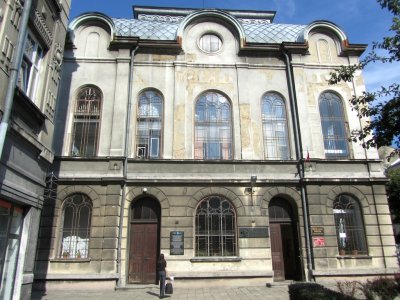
[31,284,291,300]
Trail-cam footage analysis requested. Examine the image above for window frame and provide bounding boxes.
[70,86,102,157]
[333,194,368,256]
[319,91,350,159]
[135,90,163,159]
[195,195,237,257]
[199,33,223,53]
[261,92,290,160]
[194,92,233,160]
[58,194,92,260]
[18,31,44,104]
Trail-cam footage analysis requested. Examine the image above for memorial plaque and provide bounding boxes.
[239,227,269,238]
[170,231,184,255]
[311,226,324,236]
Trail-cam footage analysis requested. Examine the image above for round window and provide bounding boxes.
[199,33,222,53]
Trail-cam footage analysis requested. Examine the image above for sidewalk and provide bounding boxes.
[31,284,291,300]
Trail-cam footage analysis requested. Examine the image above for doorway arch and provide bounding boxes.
[128,197,161,284]
[269,197,302,281]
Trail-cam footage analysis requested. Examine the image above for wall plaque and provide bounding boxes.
[170,231,184,255]
[313,237,326,247]
[311,226,324,236]
[239,227,269,238]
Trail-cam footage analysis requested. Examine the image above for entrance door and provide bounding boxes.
[128,198,160,284]
[269,198,302,281]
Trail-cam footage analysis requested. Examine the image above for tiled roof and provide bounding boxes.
[112,18,307,43]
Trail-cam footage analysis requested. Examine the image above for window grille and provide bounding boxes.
[333,194,367,255]
[319,92,349,159]
[136,91,163,159]
[262,93,290,159]
[195,196,237,257]
[194,92,232,160]
[70,87,102,157]
[59,194,92,259]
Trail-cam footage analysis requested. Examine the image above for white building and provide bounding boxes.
[34,6,398,290]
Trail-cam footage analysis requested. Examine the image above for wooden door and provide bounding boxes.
[128,223,158,283]
[270,223,285,281]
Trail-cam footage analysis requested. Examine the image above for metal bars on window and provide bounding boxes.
[59,194,92,259]
[136,91,163,159]
[319,92,349,159]
[195,196,237,257]
[262,93,290,159]
[71,87,102,157]
[194,92,233,160]
[333,194,367,255]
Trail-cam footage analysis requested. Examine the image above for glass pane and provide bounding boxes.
[0,239,20,300]
[9,208,22,235]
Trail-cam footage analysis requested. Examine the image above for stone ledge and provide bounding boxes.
[313,267,400,276]
[34,273,118,280]
[190,257,242,262]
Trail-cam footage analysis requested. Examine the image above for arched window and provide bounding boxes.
[59,194,92,259]
[194,92,232,160]
[195,195,236,256]
[333,194,367,255]
[136,90,163,159]
[70,86,102,156]
[319,92,349,159]
[262,93,290,159]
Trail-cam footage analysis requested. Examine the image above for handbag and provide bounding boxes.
[165,282,173,294]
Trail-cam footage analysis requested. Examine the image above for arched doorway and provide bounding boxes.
[128,197,161,284]
[269,197,302,281]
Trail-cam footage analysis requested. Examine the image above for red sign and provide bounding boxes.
[313,237,325,247]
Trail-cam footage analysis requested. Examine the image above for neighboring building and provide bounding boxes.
[0,0,70,299]
[34,6,398,290]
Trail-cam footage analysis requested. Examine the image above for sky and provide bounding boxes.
[69,0,400,93]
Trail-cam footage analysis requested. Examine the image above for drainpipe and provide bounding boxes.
[117,45,138,287]
[0,0,33,158]
[281,46,314,281]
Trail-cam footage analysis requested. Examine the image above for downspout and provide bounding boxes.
[0,0,33,158]
[281,46,313,281]
[117,45,138,287]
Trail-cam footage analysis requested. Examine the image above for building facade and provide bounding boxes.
[35,6,398,290]
[0,0,70,299]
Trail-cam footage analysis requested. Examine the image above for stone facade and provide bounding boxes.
[0,0,71,299]
[34,6,398,290]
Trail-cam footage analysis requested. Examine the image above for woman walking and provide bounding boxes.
[157,253,167,299]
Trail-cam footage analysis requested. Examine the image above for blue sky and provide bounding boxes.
[70,0,399,92]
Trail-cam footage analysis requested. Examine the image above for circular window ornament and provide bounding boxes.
[199,33,222,53]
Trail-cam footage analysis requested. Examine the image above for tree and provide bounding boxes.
[387,168,400,243]
[329,0,400,157]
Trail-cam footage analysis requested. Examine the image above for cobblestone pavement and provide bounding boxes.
[31,284,292,300]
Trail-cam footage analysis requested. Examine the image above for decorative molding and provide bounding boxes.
[32,9,53,47]
[238,18,270,25]
[138,14,184,23]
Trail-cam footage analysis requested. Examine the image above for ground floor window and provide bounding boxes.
[0,199,23,300]
[195,195,237,256]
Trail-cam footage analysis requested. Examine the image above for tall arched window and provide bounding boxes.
[136,90,163,159]
[262,93,290,159]
[333,194,367,255]
[59,194,92,259]
[194,92,232,160]
[195,195,236,256]
[70,86,102,156]
[319,92,349,159]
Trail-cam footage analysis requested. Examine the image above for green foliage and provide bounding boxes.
[288,282,355,300]
[387,168,400,242]
[329,0,400,155]
[358,276,400,300]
